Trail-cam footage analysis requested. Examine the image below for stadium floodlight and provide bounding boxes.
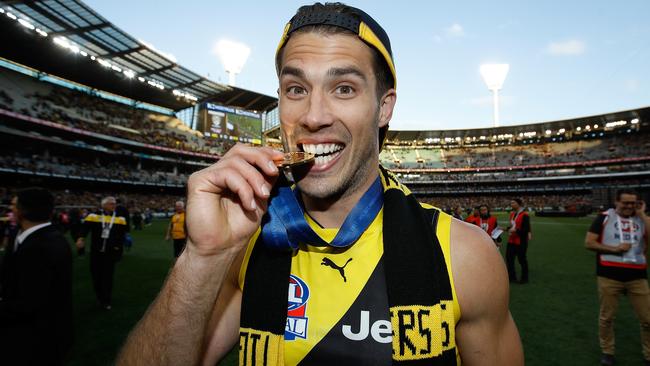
[214,39,251,86]
[480,63,509,127]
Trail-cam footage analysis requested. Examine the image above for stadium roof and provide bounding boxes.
[0,0,277,112]
[385,106,650,143]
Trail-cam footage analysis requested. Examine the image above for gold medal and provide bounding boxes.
[274,151,315,167]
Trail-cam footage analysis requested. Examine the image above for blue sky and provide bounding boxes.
[85,0,650,130]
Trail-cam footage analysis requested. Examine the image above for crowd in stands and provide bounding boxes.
[381,136,650,170]
[0,69,235,155]
[395,161,650,183]
[0,152,188,185]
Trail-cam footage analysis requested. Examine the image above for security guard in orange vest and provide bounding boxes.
[165,201,187,258]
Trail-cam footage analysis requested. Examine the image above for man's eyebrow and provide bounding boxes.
[280,66,305,79]
[327,67,367,81]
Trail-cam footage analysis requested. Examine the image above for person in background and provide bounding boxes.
[0,187,72,365]
[465,206,480,226]
[76,196,128,310]
[165,201,187,258]
[452,205,464,221]
[585,189,650,366]
[506,198,531,284]
[472,204,501,246]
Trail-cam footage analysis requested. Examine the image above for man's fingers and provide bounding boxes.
[221,171,258,211]
[228,144,283,176]
[221,156,276,199]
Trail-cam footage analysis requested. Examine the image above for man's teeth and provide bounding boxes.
[302,143,343,156]
[301,143,343,165]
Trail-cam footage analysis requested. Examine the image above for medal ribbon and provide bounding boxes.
[261,176,383,250]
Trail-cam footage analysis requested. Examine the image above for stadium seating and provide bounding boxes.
[0,68,234,155]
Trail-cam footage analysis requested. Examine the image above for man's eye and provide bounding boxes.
[336,85,354,94]
[287,86,306,95]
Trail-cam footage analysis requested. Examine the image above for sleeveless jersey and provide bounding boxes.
[238,207,461,365]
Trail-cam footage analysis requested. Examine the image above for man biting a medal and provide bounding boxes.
[117,3,523,365]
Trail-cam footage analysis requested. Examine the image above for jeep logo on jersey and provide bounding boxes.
[342,310,392,343]
[286,275,309,340]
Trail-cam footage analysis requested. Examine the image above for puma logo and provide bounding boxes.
[321,257,353,282]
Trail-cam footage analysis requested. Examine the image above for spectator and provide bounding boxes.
[506,198,532,284]
[585,189,650,366]
[165,200,187,258]
[75,196,128,310]
[0,187,73,365]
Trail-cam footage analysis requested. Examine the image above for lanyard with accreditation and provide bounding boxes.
[100,210,116,252]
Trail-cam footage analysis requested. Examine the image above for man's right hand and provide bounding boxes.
[617,243,632,253]
[185,144,284,257]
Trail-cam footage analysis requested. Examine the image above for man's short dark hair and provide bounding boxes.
[616,189,639,201]
[513,198,523,206]
[16,187,54,222]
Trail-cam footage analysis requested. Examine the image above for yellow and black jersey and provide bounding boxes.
[239,207,461,365]
[80,212,128,258]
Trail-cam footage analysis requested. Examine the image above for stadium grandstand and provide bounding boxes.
[0,0,278,213]
[265,107,650,214]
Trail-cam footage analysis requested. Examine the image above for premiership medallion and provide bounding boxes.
[275,152,315,168]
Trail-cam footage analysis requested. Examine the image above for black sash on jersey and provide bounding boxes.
[239,166,458,365]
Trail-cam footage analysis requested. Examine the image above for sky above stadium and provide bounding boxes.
[85,0,650,131]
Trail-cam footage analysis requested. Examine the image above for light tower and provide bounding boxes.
[215,39,251,86]
[480,64,509,127]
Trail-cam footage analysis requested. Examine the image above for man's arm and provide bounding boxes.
[116,145,283,366]
[75,217,90,249]
[516,215,530,239]
[585,232,630,254]
[451,221,524,365]
[165,219,172,241]
[584,215,631,254]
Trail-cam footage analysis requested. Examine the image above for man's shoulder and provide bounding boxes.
[449,219,508,318]
[22,226,71,255]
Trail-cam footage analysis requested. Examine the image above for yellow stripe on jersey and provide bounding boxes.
[434,211,462,321]
[285,211,384,365]
[83,213,127,226]
[239,328,284,366]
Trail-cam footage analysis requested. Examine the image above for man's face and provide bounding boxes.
[103,200,116,213]
[616,193,637,217]
[175,203,184,213]
[511,201,519,210]
[10,197,19,222]
[480,207,488,217]
[278,32,395,200]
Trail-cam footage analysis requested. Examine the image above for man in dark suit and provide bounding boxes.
[76,196,128,310]
[0,187,73,366]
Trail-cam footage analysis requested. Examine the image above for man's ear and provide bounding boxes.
[378,88,397,128]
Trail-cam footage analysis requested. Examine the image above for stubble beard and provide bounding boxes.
[298,130,380,205]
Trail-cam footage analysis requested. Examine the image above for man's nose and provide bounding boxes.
[301,90,334,131]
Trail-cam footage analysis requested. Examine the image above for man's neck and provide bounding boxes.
[301,173,379,228]
[616,209,631,218]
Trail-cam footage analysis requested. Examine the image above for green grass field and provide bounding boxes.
[45,216,650,365]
